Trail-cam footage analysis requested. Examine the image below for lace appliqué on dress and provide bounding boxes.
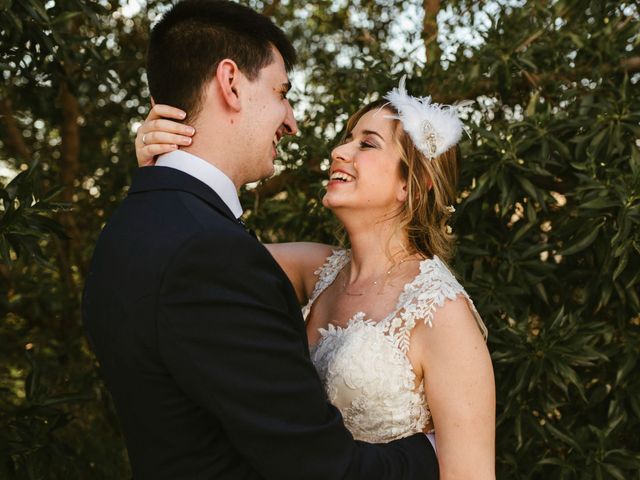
[302,249,350,320]
[384,256,488,354]
[304,250,487,444]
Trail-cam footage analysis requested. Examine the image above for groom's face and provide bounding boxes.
[241,47,298,183]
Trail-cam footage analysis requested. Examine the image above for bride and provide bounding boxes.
[135,79,496,479]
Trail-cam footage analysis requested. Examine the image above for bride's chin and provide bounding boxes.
[322,193,347,210]
[321,193,335,209]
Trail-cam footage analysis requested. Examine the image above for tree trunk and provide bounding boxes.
[422,0,441,66]
[56,80,82,327]
[0,96,31,162]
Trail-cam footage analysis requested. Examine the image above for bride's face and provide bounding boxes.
[323,108,407,214]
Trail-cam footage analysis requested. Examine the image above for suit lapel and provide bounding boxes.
[129,166,238,223]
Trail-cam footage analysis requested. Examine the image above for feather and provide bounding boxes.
[383,75,466,159]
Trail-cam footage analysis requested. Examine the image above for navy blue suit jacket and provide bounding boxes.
[83,166,439,479]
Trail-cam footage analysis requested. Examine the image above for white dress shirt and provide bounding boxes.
[155,150,243,219]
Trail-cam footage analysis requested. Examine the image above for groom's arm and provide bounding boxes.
[157,228,438,480]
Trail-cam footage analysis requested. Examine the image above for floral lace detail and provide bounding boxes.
[301,249,350,320]
[311,314,429,442]
[304,249,487,443]
[382,255,488,353]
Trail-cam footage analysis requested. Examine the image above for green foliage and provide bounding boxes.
[0,166,68,268]
[447,4,640,477]
[0,0,638,478]
[1,348,89,479]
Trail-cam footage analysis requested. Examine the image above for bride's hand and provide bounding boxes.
[135,104,195,167]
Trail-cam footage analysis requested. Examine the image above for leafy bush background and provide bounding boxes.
[1,0,638,478]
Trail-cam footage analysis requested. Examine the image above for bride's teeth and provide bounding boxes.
[330,172,354,182]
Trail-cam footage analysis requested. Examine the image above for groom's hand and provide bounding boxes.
[135,104,195,167]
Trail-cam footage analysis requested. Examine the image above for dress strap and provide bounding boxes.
[302,249,350,321]
[385,256,488,353]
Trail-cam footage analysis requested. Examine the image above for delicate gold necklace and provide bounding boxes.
[340,255,416,296]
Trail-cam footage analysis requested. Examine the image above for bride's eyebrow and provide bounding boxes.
[361,129,385,143]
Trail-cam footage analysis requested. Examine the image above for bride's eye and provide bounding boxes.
[359,141,376,149]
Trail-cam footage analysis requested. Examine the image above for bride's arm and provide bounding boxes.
[411,297,496,479]
[265,243,335,304]
[133,105,336,305]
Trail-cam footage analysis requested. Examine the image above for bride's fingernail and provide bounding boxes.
[179,111,186,119]
[186,127,195,135]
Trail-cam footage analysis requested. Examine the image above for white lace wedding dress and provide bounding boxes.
[303,250,487,451]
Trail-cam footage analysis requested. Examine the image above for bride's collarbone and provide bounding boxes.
[310,274,410,330]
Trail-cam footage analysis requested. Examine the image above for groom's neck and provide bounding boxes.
[182,114,245,190]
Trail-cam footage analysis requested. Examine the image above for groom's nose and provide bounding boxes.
[282,101,298,136]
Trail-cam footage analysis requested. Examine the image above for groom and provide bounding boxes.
[83,1,438,478]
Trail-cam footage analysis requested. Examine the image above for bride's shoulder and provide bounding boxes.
[403,256,488,340]
[402,256,467,300]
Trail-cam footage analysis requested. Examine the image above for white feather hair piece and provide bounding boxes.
[384,76,465,160]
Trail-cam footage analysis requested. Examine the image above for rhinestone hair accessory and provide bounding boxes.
[384,76,465,160]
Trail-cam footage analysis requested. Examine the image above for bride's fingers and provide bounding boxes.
[135,104,193,167]
[141,130,193,148]
[135,129,181,168]
[141,118,195,137]
[138,143,178,167]
[147,104,187,121]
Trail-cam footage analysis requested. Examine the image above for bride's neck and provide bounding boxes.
[344,219,412,281]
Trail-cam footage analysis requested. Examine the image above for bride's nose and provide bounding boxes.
[331,143,352,164]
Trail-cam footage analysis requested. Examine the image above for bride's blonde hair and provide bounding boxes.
[340,99,459,262]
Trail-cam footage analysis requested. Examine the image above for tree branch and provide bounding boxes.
[431,56,640,104]
[621,56,640,73]
[263,0,280,17]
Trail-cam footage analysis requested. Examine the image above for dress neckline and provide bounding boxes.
[305,250,441,333]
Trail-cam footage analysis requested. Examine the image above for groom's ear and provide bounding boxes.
[215,59,242,112]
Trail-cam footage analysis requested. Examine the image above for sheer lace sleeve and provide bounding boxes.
[385,256,488,354]
[302,249,350,321]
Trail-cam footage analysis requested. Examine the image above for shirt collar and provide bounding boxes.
[155,150,243,218]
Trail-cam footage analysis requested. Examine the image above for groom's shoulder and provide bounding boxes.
[98,187,243,264]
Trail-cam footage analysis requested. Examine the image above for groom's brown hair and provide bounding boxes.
[147,0,296,120]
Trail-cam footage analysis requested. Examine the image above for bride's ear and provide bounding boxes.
[396,180,409,203]
[215,59,242,112]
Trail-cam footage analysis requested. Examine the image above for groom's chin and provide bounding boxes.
[260,162,277,182]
